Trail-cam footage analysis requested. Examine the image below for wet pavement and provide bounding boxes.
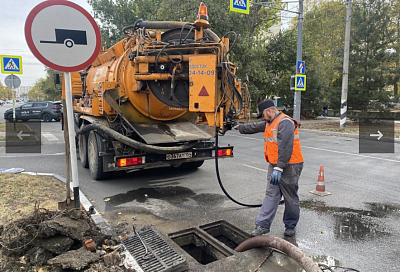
[2,123,400,271]
[97,130,400,272]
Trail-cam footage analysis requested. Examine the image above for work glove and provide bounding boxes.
[232,120,239,130]
[270,167,283,185]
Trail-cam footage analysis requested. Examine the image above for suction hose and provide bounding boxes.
[235,236,323,272]
[76,123,197,154]
[215,132,262,207]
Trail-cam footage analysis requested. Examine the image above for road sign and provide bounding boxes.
[24,0,101,72]
[4,75,21,89]
[230,0,250,14]
[297,60,305,74]
[1,55,23,74]
[295,74,306,91]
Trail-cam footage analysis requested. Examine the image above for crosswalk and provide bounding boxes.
[42,132,59,141]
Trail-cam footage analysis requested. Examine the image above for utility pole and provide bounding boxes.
[293,0,304,122]
[340,0,352,130]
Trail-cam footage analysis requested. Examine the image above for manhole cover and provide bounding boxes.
[122,229,187,272]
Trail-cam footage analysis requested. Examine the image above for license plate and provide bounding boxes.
[166,152,192,160]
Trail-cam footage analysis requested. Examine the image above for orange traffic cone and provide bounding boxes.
[310,166,331,196]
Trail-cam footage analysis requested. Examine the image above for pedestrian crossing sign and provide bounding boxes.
[230,0,250,14]
[1,55,23,74]
[295,74,306,91]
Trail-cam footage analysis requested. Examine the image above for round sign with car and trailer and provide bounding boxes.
[25,0,101,72]
[25,0,101,208]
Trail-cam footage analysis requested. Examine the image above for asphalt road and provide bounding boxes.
[0,121,399,272]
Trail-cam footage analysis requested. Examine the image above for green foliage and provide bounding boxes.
[347,0,395,110]
[89,0,163,46]
[31,67,62,101]
[0,82,12,100]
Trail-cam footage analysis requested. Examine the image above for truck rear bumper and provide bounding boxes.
[103,146,233,172]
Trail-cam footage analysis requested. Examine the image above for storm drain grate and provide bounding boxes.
[122,229,187,272]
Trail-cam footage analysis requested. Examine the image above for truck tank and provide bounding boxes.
[64,3,249,179]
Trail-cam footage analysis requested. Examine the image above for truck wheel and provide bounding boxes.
[88,131,110,180]
[78,131,89,168]
[179,160,204,169]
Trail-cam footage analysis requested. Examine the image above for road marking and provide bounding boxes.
[0,152,65,158]
[301,145,400,163]
[226,134,400,163]
[227,134,262,141]
[42,132,58,141]
[242,164,268,172]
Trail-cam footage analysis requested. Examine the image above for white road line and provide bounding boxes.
[0,152,65,158]
[227,134,261,141]
[242,164,268,172]
[226,134,400,163]
[42,132,59,141]
[301,145,400,163]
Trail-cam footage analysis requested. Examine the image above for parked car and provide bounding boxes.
[0,100,4,106]
[4,101,62,122]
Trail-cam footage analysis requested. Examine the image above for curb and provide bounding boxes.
[23,172,111,234]
[300,129,400,143]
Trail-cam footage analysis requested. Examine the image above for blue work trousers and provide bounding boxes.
[256,163,303,230]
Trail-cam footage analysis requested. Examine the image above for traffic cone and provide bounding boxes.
[310,166,331,196]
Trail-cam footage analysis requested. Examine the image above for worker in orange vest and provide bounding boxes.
[234,99,304,237]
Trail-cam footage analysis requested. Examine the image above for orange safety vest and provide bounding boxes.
[263,113,304,164]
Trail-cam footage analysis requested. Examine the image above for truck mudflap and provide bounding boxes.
[103,145,233,172]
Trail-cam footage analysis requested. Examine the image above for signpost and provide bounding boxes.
[230,0,250,14]
[25,0,101,208]
[4,74,21,130]
[1,56,23,130]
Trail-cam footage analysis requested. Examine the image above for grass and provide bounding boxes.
[0,173,67,226]
[0,122,38,141]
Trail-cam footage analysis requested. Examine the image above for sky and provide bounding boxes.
[0,0,93,87]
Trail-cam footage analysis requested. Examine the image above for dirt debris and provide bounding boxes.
[32,235,74,255]
[40,216,91,241]
[47,247,101,270]
[0,206,131,272]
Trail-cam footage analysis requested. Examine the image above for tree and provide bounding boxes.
[27,85,43,101]
[0,82,12,100]
[388,0,400,97]
[32,67,62,101]
[347,0,395,110]
[88,0,164,46]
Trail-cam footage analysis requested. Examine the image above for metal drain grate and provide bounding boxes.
[122,229,187,272]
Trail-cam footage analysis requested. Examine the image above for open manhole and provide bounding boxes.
[169,228,232,265]
[122,229,187,272]
[200,220,250,250]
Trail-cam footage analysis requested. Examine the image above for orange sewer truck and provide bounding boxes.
[62,3,248,180]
